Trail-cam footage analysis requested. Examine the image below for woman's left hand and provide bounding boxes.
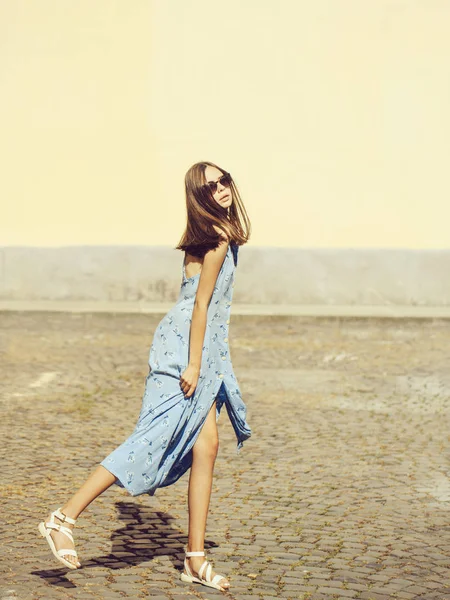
[180,364,200,398]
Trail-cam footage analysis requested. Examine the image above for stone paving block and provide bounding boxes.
[304,578,334,587]
[424,580,446,590]
[285,584,317,594]
[389,577,416,587]
[405,584,432,595]
[326,589,360,598]
[358,593,392,600]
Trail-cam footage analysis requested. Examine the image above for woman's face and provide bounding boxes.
[204,165,232,210]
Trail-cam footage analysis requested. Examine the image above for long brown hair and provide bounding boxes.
[175,161,251,258]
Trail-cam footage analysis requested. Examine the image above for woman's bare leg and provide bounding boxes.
[60,465,117,519]
[184,400,230,589]
[43,465,117,567]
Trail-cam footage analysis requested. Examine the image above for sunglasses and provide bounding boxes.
[202,172,232,195]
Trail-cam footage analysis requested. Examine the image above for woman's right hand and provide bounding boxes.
[180,364,200,398]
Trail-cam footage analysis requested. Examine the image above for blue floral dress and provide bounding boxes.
[100,241,252,496]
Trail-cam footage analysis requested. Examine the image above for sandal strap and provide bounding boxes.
[57,548,78,558]
[45,521,74,543]
[197,558,226,585]
[53,508,76,525]
[198,560,211,581]
[58,525,74,542]
[184,554,227,587]
[183,557,192,578]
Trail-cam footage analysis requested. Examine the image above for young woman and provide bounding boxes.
[38,161,252,592]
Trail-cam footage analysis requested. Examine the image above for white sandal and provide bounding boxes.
[38,507,80,569]
[180,550,230,591]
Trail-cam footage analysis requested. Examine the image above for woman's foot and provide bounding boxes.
[184,550,230,590]
[39,508,81,569]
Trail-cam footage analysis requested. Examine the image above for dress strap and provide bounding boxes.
[230,241,239,267]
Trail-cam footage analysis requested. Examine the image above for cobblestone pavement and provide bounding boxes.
[1,311,450,600]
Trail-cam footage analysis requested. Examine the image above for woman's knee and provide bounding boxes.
[193,435,219,461]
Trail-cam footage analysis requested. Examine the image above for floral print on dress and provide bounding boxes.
[100,241,251,497]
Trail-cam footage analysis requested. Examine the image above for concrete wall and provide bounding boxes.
[1,246,449,306]
[1,1,449,305]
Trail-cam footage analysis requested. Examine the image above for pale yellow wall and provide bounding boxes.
[1,0,449,248]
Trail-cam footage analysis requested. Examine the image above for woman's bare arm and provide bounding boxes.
[180,237,229,398]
